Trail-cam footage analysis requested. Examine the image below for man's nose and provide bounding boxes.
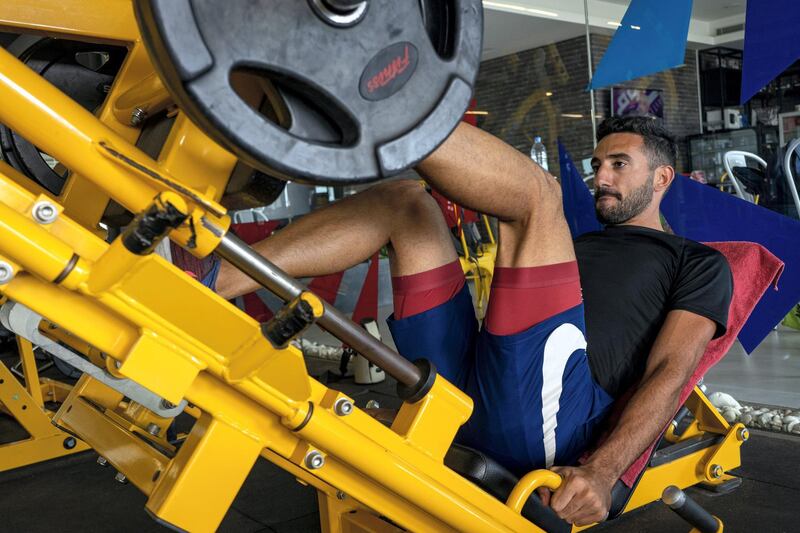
[594,164,613,188]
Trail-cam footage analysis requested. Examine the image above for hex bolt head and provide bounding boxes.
[710,464,723,479]
[146,423,160,436]
[114,471,128,484]
[63,437,77,450]
[130,107,148,126]
[336,490,347,500]
[32,201,58,224]
[305,450,325,470]
[0,262,14,284]
[737,427,750,442]
[160,399,176,410]
[334,398,354,416]
[96,456,109,467]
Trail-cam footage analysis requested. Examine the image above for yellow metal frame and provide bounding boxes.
[0,3,745,532]
[0,336,90,471]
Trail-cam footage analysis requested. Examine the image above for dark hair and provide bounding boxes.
[597,117,678,170]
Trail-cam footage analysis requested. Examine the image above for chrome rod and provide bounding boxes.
[216,232,422,387]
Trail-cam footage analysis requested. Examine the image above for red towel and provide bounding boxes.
[614,241,784,486]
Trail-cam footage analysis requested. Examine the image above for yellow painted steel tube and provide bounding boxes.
[0,47,228,254]
[295,402,539,532]
[0,202,89,287]
[0,0,138,43]
[506,470,563,514]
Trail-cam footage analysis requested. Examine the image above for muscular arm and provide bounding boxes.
[548,310,717,525]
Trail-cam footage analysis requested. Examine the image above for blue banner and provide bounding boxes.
[559,140,601,238]
[661,176,800,352]
[741,0,800,104]
[589,0,693,90]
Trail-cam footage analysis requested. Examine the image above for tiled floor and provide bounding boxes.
[705,325,800,408]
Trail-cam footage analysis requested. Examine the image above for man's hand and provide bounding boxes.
[539,464,615,526]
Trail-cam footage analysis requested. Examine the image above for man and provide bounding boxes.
[213,116,732,526]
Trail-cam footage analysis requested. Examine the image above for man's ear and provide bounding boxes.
[654,165,675,193]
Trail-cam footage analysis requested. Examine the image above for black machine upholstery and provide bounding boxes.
[444,443,658,532]
[445,426,726,532]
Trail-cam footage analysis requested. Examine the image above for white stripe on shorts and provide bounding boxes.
[541,323,588,468]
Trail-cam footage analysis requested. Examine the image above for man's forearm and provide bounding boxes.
[584,363,684,482]
[416,122,555,223]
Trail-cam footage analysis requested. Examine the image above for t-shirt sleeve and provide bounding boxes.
[669,243,733,339]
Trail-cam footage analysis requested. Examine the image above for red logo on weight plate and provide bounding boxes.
[367,45,411,93]
[359,42,418,102]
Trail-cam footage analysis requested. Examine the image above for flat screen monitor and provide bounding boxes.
[611,88,664,119]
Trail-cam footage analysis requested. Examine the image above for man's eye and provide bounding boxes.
[612,161,627,168]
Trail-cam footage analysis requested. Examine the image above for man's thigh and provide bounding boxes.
[458,304,613,476]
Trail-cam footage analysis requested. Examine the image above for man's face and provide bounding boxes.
[591,133,655,225]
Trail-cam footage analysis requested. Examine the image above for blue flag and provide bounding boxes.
[559,140,601,238]
[589,0,693,90]
[661,175,800,352]
[741,0,800,104]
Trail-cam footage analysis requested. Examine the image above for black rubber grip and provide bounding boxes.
[262,297,316,349]
[668,490,720,533]
[122,200,187,255]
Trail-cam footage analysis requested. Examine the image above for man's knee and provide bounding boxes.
[510,174,565,232]
[370,179,441,226]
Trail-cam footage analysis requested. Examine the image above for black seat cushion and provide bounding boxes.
[445,444,633,532]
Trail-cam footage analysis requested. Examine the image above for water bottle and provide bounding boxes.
[530,136,549,171]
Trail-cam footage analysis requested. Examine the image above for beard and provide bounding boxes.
[594,176,654,225]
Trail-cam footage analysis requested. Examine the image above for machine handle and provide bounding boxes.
[506,470,563,514]
[662,486,721,533]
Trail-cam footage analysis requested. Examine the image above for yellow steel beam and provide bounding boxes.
[16,336,43,407]
[0,360,89,472]
[0,0,138,43]
[0,46,229,256]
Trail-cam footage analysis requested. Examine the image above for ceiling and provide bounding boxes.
[601,0,745,22]
[482,0,748,60]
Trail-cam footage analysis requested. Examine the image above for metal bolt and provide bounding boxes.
[114,360,122,369]
[334,398,354,417]
[305,450,325,470]
[160,399,176,410]
[0,262,14,284]
[737,427,750,442]
[114,471,128,484]
[365,399,381,410]
[63,437,77,450]
[710,464,723,479]
[32,201,58,224]
[146,423,160,436]
[130,107,147,126]
[336,490,347,500]
[96,456,108,467]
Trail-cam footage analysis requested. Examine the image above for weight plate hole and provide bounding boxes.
[418,0,457,60]
[230,68,359,147]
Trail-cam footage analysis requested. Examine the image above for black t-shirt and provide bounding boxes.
[574,225,733,399]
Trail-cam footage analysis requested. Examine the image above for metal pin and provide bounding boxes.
[130,107,147,127]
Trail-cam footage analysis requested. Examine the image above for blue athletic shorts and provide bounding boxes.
[387,284,614,476]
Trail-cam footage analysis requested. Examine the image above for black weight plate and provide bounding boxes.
[134,0,483,185]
